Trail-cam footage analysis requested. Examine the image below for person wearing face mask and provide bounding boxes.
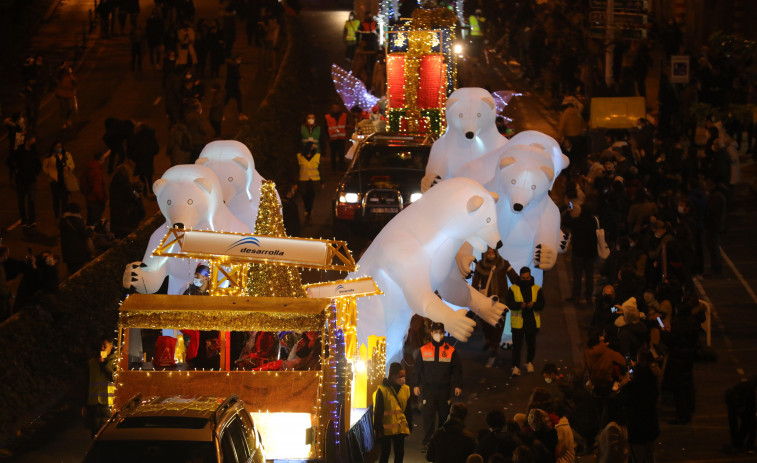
[297,141,323,223]
[343,12,360,63]
[300,113,321,153]
[506,267,545,376]
[411,322,463,453]
[373,362,412,463]
[472,247,516,366]
[181,264,219,369]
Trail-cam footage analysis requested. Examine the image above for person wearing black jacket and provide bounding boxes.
[506,267,546,376]
[59,202,92,275]
[411,322,463,451]
[663,298,701,425]
[426,403,476,463]
[128,122,159,196]
[563,203,598,303]
[11,135,42,228]
[109,162,145,238]
[620,350,660,462]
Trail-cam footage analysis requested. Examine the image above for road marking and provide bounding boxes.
[693,276,744,377]
[720,246,757,304]
[153,96,162,106]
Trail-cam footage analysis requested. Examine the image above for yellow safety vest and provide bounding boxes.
[345,19,360,43]
[87,358,115,407]
[469,15,484,37]
[509,284,541,329]
[374,384,411,435]
[297,153,321,181]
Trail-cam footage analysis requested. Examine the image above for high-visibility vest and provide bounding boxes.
[420,342,455,363]
[509,284,541,329]
[469,15,484,37]
[374,384,411,435]
[361,20,376,33]
[297,153,321,181]
[87,358,115,407]
[325,113,347,140]
[345,19,360,43]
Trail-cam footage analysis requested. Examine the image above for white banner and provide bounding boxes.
[305,278,381,299]
[180,231,328,267]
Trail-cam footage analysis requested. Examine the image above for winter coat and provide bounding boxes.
[583,342,626,388]
[472,253,510,299]
[59,213,92,265]
[42,152,75,183]
[426,418,476,463]
[128,124,160,176]
[617,321,648,358]
[476,430,522,463]
[555,416,576,463]
[620,364,659,444]
[12,146,42,186]
[411,340,463,390]
[82,159,107,202]
[563,208,598,258]
[109,167,145,238]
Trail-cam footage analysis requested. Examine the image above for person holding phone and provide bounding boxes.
[83,336,117,436]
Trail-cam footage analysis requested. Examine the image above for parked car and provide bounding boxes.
[82,395,265,463]
[333,132,435,235]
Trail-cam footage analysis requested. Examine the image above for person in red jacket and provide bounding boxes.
[325,103,348,171]
[81,151,108,226]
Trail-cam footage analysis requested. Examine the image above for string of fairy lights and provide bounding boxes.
[385,7,458,134]
[114,178,385,460]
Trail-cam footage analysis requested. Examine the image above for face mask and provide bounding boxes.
[544,378,553,384]
[307,118,315,125]
[193,278,204,287]
[432,333,443,343]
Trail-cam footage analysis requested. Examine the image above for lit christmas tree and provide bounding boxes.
[246,180,307,297]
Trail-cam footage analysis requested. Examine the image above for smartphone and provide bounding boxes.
[657,317,665,328]
[569,201,573,210]
[611,306,618,313]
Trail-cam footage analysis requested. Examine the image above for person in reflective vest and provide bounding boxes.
[410,322,463,452]
[374,362,412,463]
[468,9,486,58]
[325,104,348,171]
[343,11,361,62]
[84,336,117,436]
[297,141,322,222]
[506,267,545,377]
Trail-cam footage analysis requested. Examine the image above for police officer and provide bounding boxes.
[411,322,463,452]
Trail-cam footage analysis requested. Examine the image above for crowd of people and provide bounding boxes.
[0,0,290,323]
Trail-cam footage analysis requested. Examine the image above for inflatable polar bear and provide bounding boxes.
[454,140,566,288]
[196,140,270,231]
[350,177,508,364]
[123,164,251,295]
[421,87,508,193]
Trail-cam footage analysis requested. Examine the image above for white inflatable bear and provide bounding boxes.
[350,177,508,364]
[421,87,508,192]
[196,140,263,230]
[123,164,251,295]
[453,132,570,285]
[455,131,570,189]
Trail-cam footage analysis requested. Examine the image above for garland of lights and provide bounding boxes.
[246,180,307,298]
[387,108,443,133]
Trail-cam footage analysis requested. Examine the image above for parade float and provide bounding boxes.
[116,180,385,462]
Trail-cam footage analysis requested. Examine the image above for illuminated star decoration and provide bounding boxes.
[492,90,522,123]
[331,64,380,112]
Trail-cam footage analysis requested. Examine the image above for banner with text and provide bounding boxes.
[305,278,381,299]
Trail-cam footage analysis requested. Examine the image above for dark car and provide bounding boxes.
[333,132,435,234]
[82,395,265,463]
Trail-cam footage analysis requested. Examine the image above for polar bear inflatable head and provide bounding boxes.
[410,177,501,255]
[196,140,254,204]
[446,87,497,140]
[504,131,569,188]
[495,144,555,214]
[153,164,248,232]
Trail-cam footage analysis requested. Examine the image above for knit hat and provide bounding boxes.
[527,409,550,431]
[430,322,445,332]
[615,297,640,327]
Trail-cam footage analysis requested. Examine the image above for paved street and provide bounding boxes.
[2,0,757,462]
